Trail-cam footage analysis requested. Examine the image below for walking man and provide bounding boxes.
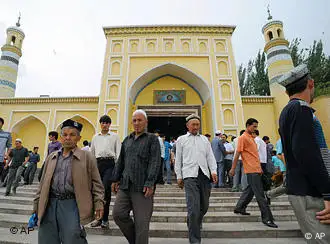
[0,117,12,182]
[24,146,40,184]
[175,114,218,244]
[112,109,161,244]
[278,64,330,242]
[5,138,29,196]
[34,119,104,244]
[90,115,121,228]
[38,131,62,181]
[211,130,225,188]
[229,118,277,228]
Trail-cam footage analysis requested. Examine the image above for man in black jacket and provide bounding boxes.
[279,64,330,243]
[112,109,161,244]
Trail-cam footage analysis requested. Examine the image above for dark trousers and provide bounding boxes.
[235,173,274,222]
[38,198,87,244]
[112,189,154,244]
[184,169,211,244]
[24,163,37,184]
[97,158,115,222]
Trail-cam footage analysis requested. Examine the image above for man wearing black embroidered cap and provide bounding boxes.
[34,119,105,244]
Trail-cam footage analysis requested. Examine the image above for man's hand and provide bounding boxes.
[111,182,119,194]
[177,179,184,189]
[94,208,104,220]
[143,186,154,198]
[211,173,218,184]
[4,164,8,170]
[316,201,330,224]
[229,168,235,177]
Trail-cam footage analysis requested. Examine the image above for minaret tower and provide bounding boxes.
[262,7,294,120]
[0,14,25,97]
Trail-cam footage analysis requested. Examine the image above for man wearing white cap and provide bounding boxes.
[279,64,330,242]
[211,130,226,187]
[5,138,29,196]
[175,114,217,244]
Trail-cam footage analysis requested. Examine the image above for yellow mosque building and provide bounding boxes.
[0,14,329,166]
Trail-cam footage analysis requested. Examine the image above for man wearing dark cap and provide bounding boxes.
[34,119,105,244]
[90,115,121,228]
[175,114,218,244]
[278,64,330,241]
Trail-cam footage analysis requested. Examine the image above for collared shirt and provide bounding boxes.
[0,129,12,162]
[224,142,234,160]
[211,137,226,162]
[255,136,267,164]
[236,132,262,174]
[232,137,242,160]
[29,153,40,164]
[91,131,121,160]
[279,98,330,200]
[175,132,217,180]
[272,156,286,172]
[158,137,165,158]
[113,132,161,192]
[51,149,74,194]
[48,141,62,156]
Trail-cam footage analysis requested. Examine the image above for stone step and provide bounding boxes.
[0,201,293,217]
[0,213,301,238]
[0,205,296,223]
[0,226,306,244]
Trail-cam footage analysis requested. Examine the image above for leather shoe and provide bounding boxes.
[234,209,251,215]
[263,220,278,228]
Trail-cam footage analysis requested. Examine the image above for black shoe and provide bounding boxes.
[90,220,101,227]
[234,209,251,215]
[4,192,9,196]
[263,220,278,228]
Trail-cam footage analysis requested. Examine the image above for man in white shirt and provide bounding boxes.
[81,140,90,151]
[253,130,267,173]
[90,115,121,228]
[221,134,234,187]
[232,130,247,191]
[175,114,217,244]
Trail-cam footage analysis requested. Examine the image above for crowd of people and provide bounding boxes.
[0,63,329,244]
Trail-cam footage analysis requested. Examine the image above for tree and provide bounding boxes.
[237,51,270,96]
[289,38,305,66]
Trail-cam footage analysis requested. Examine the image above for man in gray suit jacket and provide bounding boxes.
[211,130,226,187]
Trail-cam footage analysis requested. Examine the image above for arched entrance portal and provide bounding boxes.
[128,63,214,139]
[11,115,47,167]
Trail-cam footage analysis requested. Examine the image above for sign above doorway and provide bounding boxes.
[154,90,186,104]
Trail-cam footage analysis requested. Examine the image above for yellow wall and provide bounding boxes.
[312,95,330,146]
[242,102,278,143]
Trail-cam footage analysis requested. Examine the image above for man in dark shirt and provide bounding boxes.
[278,64,330,241]
[38,131,62,182]
[5,138,29,196]
[24,146,40,184]
[112,109,161,244]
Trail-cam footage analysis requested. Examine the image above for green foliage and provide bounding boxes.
[238,51,270,96]
[239,39,330,97]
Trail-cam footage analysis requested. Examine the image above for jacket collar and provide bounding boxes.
[51,147,82,160]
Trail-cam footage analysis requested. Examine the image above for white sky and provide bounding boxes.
[0,0,329,97]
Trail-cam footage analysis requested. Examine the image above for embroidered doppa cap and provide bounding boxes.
[61,119,83,132]
[278,64,310,87]
[186,114,200,122]
[215,130,222,135]
[15,138,22,143]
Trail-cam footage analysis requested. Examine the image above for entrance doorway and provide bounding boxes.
[148,116,187,140]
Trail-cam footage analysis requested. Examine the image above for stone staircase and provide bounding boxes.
[0,182,304,243]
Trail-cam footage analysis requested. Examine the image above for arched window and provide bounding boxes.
[11,36,16,45]
[268,31,273,41]
[277,29,282,38]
